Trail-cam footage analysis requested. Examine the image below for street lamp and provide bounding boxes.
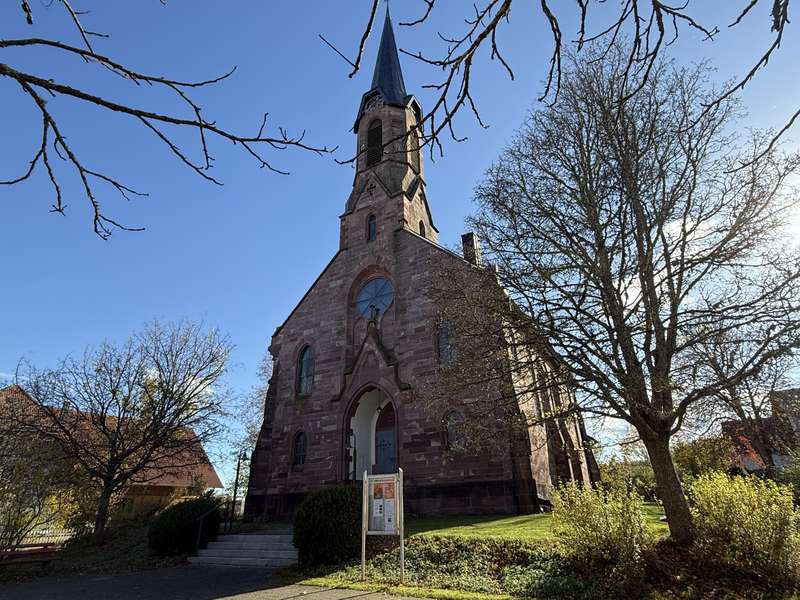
[232,451,248,519]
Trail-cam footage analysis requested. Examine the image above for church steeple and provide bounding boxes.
[370,7,407,106]
[343,5,436,248]
[353,7,420,134]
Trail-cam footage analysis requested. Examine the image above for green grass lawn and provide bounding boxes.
[641,501,670,537]
[405,501,669,541]
[405,513,555,541]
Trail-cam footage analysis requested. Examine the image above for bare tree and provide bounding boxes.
[1,1,330,239]
[9,317,232,541]
[346,1,793,161]
[687,333,798,475]
[227,353,272,498]
[467,41,800,544]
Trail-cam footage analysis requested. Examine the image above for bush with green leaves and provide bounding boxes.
[293,484,361,565]
[147,496,220,557]
[690,471,800,578]
[599,456,659,501]
[672,435,737,481]
[551,484,650,579]
[779,448,800,505]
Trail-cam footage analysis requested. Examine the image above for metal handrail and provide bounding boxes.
[194,500,233,556]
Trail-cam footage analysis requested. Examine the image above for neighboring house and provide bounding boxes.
[0,383,222,508]
[119,433,222,508]
[721,389,800,471]
[243,9,598,523]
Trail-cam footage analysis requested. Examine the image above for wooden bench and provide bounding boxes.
[0,543,60,568]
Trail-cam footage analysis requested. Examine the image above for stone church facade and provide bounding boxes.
[244,10,597,522]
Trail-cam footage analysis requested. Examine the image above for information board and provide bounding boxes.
[368,474,397,532]
[361,468,404,583]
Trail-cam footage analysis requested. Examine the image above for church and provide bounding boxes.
[244,9,597,522]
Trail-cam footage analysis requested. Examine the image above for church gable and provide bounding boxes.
[343,172,393,216]
[337,320,410,403]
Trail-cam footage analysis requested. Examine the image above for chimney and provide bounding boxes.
[461,232,482,266]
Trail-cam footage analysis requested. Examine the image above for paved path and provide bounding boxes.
[0,565,423,600]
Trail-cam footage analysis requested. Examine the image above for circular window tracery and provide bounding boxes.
[356,278,394,317]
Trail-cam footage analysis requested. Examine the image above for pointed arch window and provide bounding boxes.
[446,411,465,448]
[294,432,307,466]
[298,346,314,395]
[367,214,377,240]
[438,321,457,366]
[419,221,426,238]
[366,120,383,167]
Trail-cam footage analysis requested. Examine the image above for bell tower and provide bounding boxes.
[341,7,437,249]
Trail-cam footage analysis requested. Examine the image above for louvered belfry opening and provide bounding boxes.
[366,120,383,166]
[409,131,420,173]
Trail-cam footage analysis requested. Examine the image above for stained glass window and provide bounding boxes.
[438,321,457,366]
[298,346,314,395]
[446,412,465,448]
[294,432,307,466]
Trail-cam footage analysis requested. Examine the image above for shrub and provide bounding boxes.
[672,435,738,481]
[599,456,659,501]
[293,484,361,565]
[779,448,800,505]
[690,471,800,578]
[147,496,220,557]
[551,484,650,579]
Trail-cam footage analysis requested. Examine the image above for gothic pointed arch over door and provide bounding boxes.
[346,388,396,480]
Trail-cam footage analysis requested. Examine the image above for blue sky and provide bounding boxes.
[2,1,798,483]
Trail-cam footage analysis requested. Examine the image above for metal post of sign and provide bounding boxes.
[361,469,368,582]
[398,468,404,584]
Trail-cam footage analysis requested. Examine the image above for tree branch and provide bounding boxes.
[3,4,332,238]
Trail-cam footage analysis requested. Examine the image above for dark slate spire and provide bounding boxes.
[370,7,407,105]
[353,5,421,133]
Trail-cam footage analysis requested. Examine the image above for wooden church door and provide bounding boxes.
[375,403,396,474]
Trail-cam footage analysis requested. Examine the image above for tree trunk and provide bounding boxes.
[749,417,778,477]
[641,434,694,545]
[92,485,114,543]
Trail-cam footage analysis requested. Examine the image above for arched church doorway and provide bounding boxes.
[346,388,397,481]
[375,402,396,474]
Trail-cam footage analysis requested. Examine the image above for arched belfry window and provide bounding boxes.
[294,432,307,466]
[366,120,382,167]
[367,214,377,240]
[298,346,314,395]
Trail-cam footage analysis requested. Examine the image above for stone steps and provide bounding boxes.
[187,534,298,567]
